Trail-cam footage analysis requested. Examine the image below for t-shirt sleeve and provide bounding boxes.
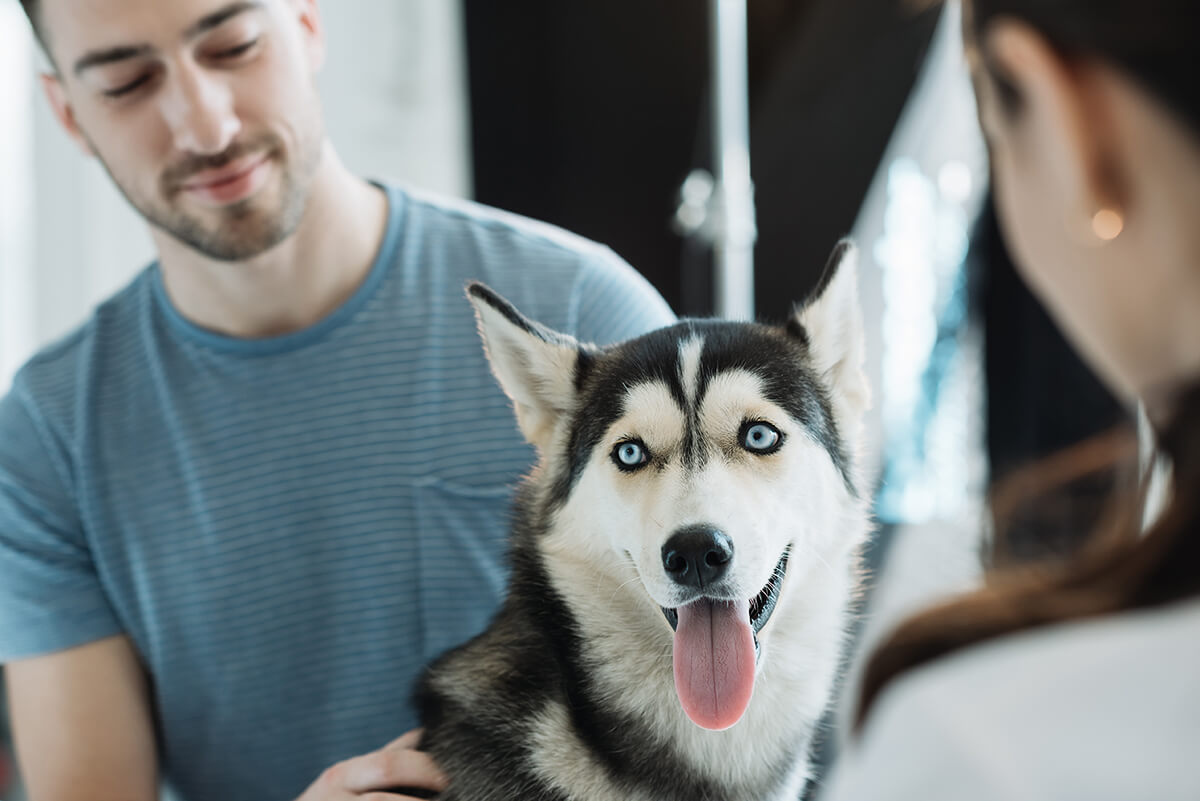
[0,384,123,663]
[566,246,676,346]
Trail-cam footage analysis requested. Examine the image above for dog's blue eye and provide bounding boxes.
[613,441,649,470]
[741,422,782,454]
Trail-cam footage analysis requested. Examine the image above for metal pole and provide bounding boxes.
[709,0,757,320]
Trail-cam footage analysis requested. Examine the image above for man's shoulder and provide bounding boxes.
[7,267,155,420]
[382,184,673,339]
[394,184,616,264]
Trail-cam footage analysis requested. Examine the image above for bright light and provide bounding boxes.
[938,160,973,204]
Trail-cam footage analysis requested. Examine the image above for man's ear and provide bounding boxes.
[40,74,95,157]
[291,0,327,73]
[467,283,585,452]
[789,241,870,441]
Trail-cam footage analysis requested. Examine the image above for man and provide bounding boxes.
[0,1,675,800]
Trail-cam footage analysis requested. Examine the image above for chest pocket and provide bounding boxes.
[412,476,515,661]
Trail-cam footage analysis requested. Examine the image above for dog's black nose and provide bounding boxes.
[662,525,733,589]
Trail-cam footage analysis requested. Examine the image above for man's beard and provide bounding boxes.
[98,125,324,263]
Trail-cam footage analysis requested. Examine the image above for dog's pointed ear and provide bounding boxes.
[467,282,584,451]
[789,240,870,438]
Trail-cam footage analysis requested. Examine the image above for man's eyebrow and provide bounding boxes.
[72,1,265,77]
[74,45,154,77]
[182,1,265,41]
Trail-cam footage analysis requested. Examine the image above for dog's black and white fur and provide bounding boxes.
[412,242,872,801]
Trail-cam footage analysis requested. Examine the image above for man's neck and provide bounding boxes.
[153,143,390,339]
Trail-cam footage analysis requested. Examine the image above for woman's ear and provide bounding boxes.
[982,18,1123,225]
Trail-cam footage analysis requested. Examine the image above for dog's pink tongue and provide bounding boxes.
[672,598,756,730]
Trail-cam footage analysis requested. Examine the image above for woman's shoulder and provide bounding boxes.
[820,597,1200,800]
[890,594,1200,707]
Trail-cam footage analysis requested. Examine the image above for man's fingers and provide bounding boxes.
[383,728,425,752]
[302,730,447,800]
[340,743,449,794]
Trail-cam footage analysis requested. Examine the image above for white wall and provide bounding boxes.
[319,0,471,196]
[28,91,158,356]
[0,0,471,392]
[0,1,37,393]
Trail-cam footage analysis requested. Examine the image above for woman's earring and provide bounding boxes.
[1091,207,1124,241]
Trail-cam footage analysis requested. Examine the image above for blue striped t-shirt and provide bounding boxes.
[0,183,675,801]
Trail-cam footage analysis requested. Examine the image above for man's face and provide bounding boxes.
[39,0,326,261]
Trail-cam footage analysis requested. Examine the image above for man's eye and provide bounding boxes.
[103,74,151,98]
[214,38,259,59]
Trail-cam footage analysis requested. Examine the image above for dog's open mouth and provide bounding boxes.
[661,546,791,731]
[661,546,791,639]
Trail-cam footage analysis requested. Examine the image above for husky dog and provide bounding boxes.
[412,242,872,801]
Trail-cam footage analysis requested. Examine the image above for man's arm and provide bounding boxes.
[6,635,159,801]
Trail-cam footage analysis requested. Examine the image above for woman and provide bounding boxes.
[820,0,1200,798]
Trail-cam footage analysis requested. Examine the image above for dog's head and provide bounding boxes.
[468,241,869,731]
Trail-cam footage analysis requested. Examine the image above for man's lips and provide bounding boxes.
[178,153,272,205]
[182,154,269,190]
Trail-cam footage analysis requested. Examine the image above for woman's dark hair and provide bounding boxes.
[857,0,1200,728]
[969,0,1200,133]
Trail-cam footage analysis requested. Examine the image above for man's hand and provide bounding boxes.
[296,729,449,801]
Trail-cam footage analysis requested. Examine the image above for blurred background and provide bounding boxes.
[0,0,1134,798]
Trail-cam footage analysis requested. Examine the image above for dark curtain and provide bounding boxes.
[463,0,940,318]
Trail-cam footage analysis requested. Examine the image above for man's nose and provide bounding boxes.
[159,62,241,156]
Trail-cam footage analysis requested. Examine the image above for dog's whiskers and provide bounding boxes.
[797,541,835,576]
[601,552,646,604]
[608,573,644,604]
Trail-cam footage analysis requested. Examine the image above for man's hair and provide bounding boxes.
[19,0,47,50]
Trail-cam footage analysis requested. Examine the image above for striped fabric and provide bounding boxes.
[0,183,675,801]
